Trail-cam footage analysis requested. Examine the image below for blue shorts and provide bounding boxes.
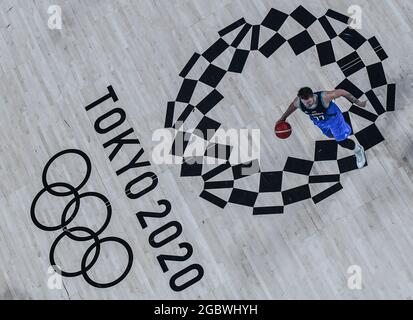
[311,102,352,142]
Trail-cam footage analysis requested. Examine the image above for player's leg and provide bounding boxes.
[337,138,366,168]
[314,103,366,168]
[337,138,355,150]
[326,108,366,169]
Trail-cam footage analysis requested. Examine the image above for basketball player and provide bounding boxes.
[277,87,367,168]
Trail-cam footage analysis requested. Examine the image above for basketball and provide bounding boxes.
[275,121,292,139]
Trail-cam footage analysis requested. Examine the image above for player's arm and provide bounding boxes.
[277,98,298,123]
[324,89,367,108]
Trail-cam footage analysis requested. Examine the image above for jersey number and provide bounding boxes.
[312,115,325,121]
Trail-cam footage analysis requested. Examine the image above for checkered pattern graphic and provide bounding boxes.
[164,6,396,215]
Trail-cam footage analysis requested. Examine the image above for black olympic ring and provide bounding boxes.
[61,191,112,241]
[31,182,80,231]
[42,149,91,197]
[31,149,133,288]
[50,226,100,277]
[81,236,133,288]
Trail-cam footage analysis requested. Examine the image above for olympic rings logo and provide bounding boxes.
[30,149,133,288]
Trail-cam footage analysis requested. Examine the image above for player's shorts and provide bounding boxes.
[311,102,352,141]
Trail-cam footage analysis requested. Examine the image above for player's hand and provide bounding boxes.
[357,100,367,108]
